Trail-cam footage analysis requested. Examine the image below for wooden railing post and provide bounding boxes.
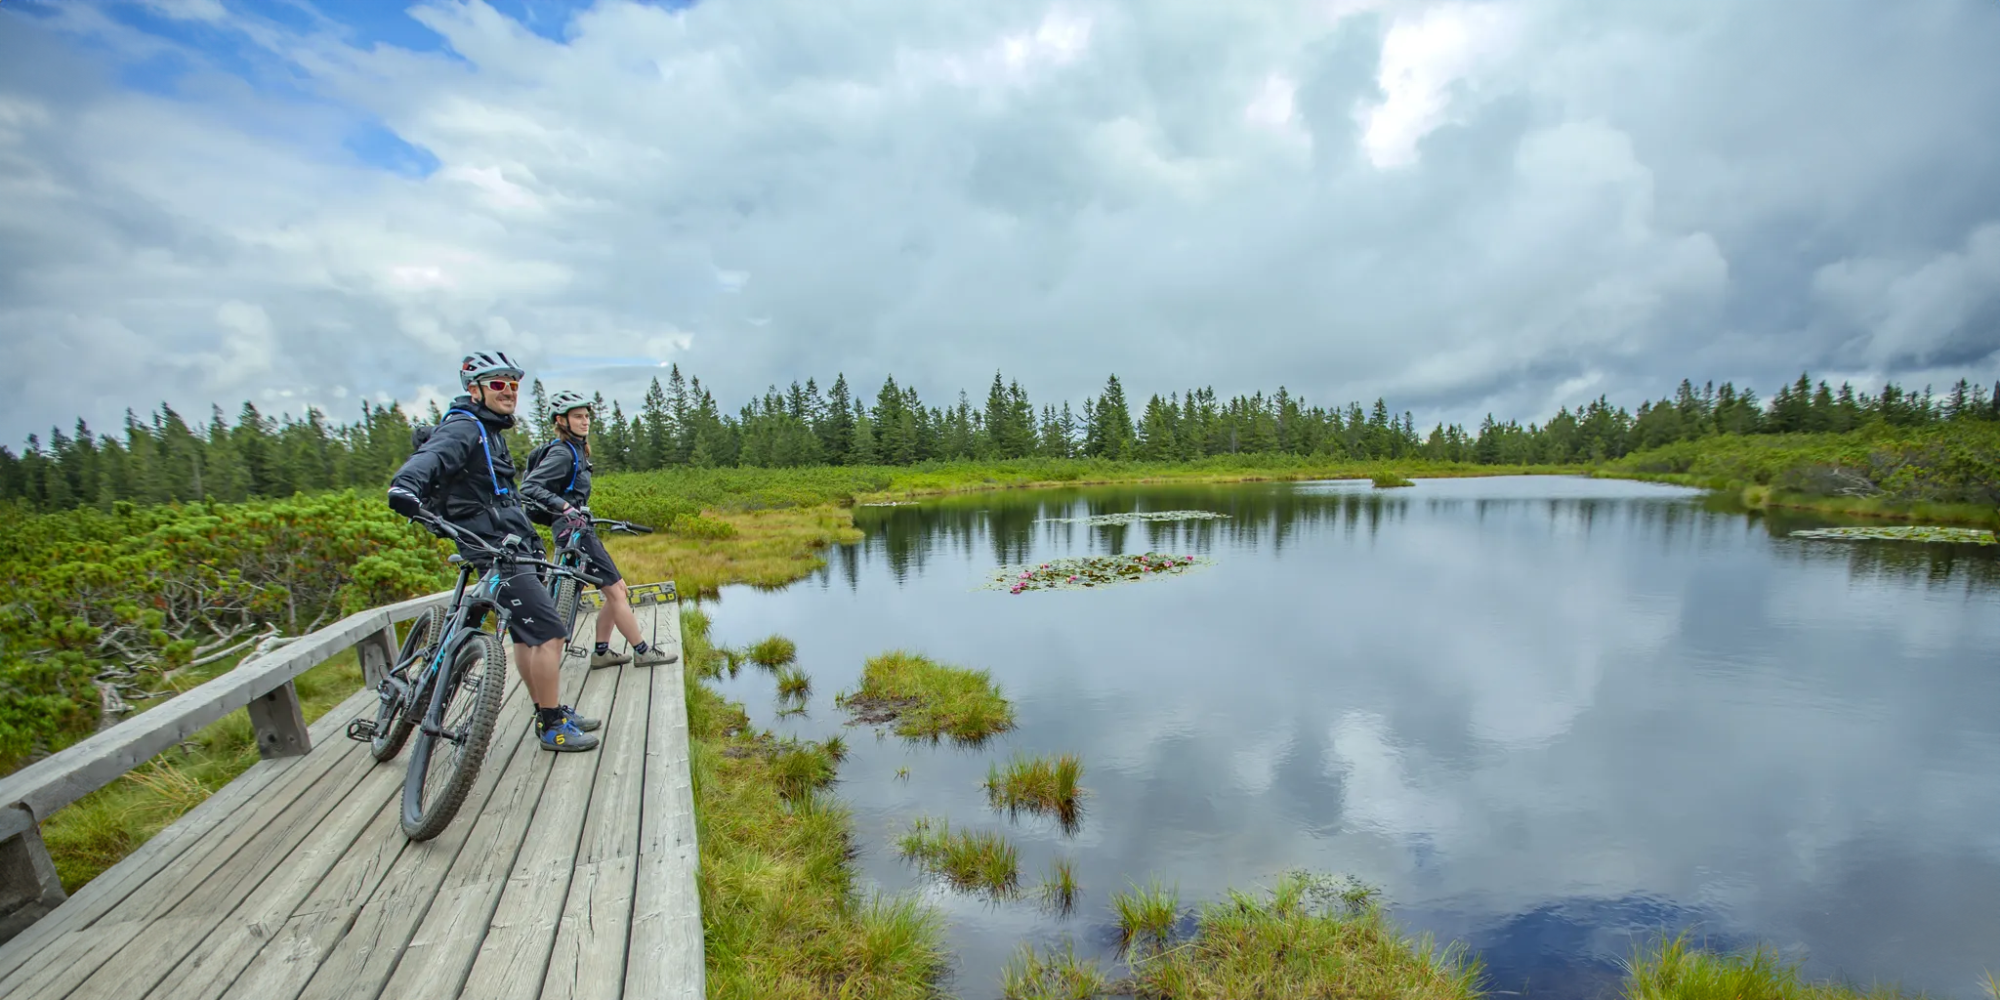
[247,681,310,759]
[0,806,65,944]
[358,625,397,690]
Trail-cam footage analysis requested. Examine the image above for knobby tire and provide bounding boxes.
[554,575,582,644]
[370,606,445,762]
[400,629,506,841]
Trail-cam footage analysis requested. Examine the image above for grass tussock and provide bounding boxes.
[896,816,1021,898]
[1372,472,1416,488]
[1038,857,1080,914]
[837,650,1015,744]
[682,608,949,998]
[1002,940,1110,1000]
[40,646,375,891]
[985,752,1085,825]
[1125,871,1480,1000]
[749,634,799,669]
[1111,877,1181,953]
[1622,933,1929,1000]
[776,666,813,700]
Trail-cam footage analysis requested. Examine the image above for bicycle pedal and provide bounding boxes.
[345,718,379,742]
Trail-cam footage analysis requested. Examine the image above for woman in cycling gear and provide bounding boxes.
[386,351,600,753]
[520,391,677,670]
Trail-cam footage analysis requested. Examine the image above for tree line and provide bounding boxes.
[4,369,1998,512]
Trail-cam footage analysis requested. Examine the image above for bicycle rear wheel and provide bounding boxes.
[400,630,506,841]
[370,606,445,762]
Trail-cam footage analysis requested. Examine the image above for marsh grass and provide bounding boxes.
[1371,471,1416,488]
[680,608,950,998]
[749,635,799,669]
[985,752,1084,828]
[40,645,372,891]
[604,506,865,599]
[1111,878,1180,953]
[837,651,1015,744]
[896,816,1020,898]
[1038,857,1080,915]
[1001,940,1109,1000]
[1622,933,1929,1000]
[776,666,812,699]
[1124,871,1481,1000]
[770,741,838,805]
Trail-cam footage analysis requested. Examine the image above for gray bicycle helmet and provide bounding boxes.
[458,350,525,388]
[547,389,592,423]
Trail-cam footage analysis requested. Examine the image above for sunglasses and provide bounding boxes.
[480,379,520,392]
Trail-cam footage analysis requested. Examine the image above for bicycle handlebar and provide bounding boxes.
[589,517,654,535]
[419,514,584,576]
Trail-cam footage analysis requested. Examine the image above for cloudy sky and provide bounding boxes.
[2,0,1998,444]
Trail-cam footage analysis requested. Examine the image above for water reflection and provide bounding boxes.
[708,477,2000,999]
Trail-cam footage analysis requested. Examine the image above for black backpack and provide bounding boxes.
[521,438,584,525]
[408,408,512,518]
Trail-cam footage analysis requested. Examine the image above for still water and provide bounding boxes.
[698,476,2000,999]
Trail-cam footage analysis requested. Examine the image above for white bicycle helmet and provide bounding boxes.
[547,389,591,423]
[458,350,525,389]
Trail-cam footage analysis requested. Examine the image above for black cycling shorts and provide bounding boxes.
[555,523,624,588]
[495,565,568,646]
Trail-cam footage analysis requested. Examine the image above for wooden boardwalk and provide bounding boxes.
[0,600,702,1000]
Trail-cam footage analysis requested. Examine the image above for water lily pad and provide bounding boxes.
[1035,510,1231,527]
[985,553,1212,593]
[1788,526,1997,545]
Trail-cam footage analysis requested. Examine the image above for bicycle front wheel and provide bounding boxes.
[553,575,582,644]
[400,630,506,841]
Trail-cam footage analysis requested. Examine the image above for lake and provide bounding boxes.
[698,475,2000,999]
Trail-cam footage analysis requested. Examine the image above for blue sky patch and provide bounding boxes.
[344,118,442,177]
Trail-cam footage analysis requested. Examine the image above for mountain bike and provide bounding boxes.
[545,516,654,655]
[346,516,584,842]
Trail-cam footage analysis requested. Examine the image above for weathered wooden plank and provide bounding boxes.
[623,604,704,1000]
[462,633,623,1000]
[0,592,447,825]
[0,720,367,1000]
[136,748,411,1000]
[0,685,374,984]
[379,642,601,1000]
[542,622,653,1000]
[285,662,547,1000]
[60,737,382,1000]
[214,673,530,1000]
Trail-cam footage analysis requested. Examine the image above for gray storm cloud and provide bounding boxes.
[1,0,1997,442]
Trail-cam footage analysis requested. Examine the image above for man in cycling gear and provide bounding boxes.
[387,351,601,753]
[521,392,678,670]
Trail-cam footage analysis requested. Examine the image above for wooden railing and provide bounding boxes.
[0,591,449,943]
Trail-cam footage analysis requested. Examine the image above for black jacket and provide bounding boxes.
[519,437,592,522]
[389,396,563,549]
